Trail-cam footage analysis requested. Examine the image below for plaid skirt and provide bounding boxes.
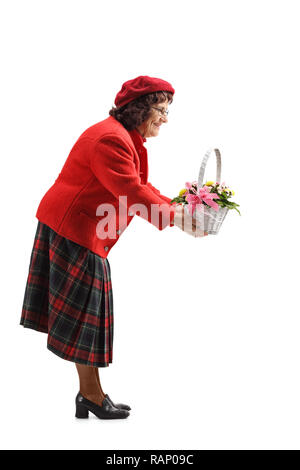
[20,221,113,367]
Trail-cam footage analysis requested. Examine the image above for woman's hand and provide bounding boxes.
[173,205,208,237]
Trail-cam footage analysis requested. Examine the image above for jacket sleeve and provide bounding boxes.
[90,134,175,230]
[146,182,173,204]
[146,182,176,226]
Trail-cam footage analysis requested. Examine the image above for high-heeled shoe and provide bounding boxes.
[75,392,130,419]
[105,394,131,411]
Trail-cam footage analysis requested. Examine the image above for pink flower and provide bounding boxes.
[185,182,198,194]
[186,186,220,214]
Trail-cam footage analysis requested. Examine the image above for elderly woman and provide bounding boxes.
[20,75,207,420]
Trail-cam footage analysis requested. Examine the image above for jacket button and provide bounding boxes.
[128,211,134,216]
[116,229,121,235]
[104,246,109,252]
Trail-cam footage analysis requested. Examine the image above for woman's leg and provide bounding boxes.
[75,363,105,406]
[94,367,106,396]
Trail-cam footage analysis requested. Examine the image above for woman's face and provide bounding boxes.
[136,99,169,138]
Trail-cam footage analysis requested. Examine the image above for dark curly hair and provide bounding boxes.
[109,91,173,131]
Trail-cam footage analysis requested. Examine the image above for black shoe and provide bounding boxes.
[105,394,131,411]
[75,392,130,420]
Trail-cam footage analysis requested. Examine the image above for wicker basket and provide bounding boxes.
[184,148,229,235]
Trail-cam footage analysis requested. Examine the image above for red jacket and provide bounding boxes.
[35,115,176,258]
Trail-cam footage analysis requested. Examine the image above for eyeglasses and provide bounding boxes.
[151,106,169,117]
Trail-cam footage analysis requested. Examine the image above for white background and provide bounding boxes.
[1,0,299,450]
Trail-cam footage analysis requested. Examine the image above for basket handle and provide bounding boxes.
[198,148,222,188]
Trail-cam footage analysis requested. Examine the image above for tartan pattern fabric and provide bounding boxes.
[20,221,113,367]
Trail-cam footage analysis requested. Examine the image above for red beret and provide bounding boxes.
[114,75,175,108]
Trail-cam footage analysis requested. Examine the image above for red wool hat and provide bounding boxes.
[114,75,175,108]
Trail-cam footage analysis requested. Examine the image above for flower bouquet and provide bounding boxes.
[170,148,241,235]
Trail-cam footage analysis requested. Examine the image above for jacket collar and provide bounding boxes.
[128,128,147,152]
[127,128,148,183]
